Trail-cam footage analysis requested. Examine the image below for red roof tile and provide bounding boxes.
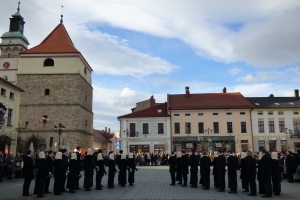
[21,23,80,54]
[118,102,170,118]
[168,92,254,110]
[93,129,112,143]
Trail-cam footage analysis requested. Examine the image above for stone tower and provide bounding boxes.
[0,2,29,83]
[16,18,93,151]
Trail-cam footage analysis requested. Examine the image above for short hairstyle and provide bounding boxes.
[48,150,53,154]
[61,149,67,153]
[119,150,123,154]
[191,149,195,153]
[218,149,223,153]
[26,150,32,155]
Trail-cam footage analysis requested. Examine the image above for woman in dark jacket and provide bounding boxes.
[83,148,94,191]
[119,154,127,186]
[127,153,137,186]
[271,152,281,196]
[176,152,182,184]
[108,153,116,188]
[95,153,106,190]
[67,153,78,193]
[53,152,64,195]
[240,152,249,192]
[35,152,48,197]
[212,152,219,188]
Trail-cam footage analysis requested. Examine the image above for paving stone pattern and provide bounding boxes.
[0,166,300,200]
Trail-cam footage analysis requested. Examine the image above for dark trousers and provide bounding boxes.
[23,179,32,195]
[263,183,272,197]
[190,168,198,186]
[242,178,249,190]
[15,170,22,178]
[96,173,103,189]
[182,174,187,185]
[170,171,175,184]
[54,176,62,194]
[218,173,225,190]
[75,176,80,189]
[248,179,257,194]
[61,173,67,190]
[44,176,51,192]
[272,180,281,194]
[202,170,210,189]
[258,179,265,194]
[287,167,294,182]
[0,167,3,180]
[36,180,45,195]
[214,174,219,187]
[228,177,237,191]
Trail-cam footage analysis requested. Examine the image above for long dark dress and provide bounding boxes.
[216,154,226,191]
[108,159,116,188]
[212,156,219,188]
[271,159,281,195]
[96,160,106,189]
[176,157,182,183]
[83,155,94,190]
[53,159,63,195]
[67,159,78,192]
[260,155,272,197]
[257,159,265,194]
[119,159,127,186]
[200,156,211,189]
[227,155,238,192]
[127,158,137,185]
[189,153,198,187]
[240,158,249,190]
[35,158,47,196]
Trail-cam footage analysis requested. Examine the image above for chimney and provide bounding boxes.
[185,86,190,96]
[150,95,154,107]
[108,128,111,133]
[269,94,274,97]
[105,127,107,132]
[295,89,299,99]
[223,87,227,93]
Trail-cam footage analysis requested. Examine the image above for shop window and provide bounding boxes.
[258,121,264,133]
[142,123,149,134]
[279,121,285,132]
[174,123,180,134]
[158,123,164,134]
[258,141,265,151]
[227,122,233,133]
[269,140,276,151]
[198,122,204,134]
[185,123,191,134]
[213,122,219,133]
[269,121,275,132]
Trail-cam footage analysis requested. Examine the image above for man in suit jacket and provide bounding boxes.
[75,147,83,190]
[227,151,238,193]
[260,149,273,198]
[216,149,226,192]
[181,150,189,187]
[200,151,211,190]
[61,149,69,192]
[168,151,177,186]
[22,150,34,196]
[189,149,199,188]
[44,150,54,193]
[116,150,123,185]
[245,151,257,196]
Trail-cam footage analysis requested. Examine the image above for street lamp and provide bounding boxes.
[0,102,7,129]
[123,129,130,137]
[204,128,213,151]
[54,123,65,149]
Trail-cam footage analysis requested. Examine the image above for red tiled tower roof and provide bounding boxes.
[21,23,80,54]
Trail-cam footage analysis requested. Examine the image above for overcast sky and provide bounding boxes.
[1,0,300,132]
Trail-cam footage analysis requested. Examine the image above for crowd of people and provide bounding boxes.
[167,149,300,198]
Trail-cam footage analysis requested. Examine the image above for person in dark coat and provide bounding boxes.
[108,153,116,188]
[116,150,122,185]
[61,149,69,192]
[200,151,211,190]
[74,147,83,190]
[168,151,177,186]
[240,152,249,192]
[271,152,281,196]
[175,152,182,184]
[212,152,219,189]
[257,152,265,194]
[22,150,34,196]
[227,151,238,194]
[119,154,127,187]
[216,150,226,192]
[0,151,4,182]
[83,148,94,191]
[181,150,189,187]
[95,153,106,189]
[53,152,63,195]
[67,153,78,193]
[127,153,137,186]
[245,151,257,196]
[34,152,48,197]
[189,149,198,188]
[44,151,54,194]
[285,151,295,183]
[260,149,272,198]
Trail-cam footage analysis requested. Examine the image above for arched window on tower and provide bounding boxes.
[44,58,54,66]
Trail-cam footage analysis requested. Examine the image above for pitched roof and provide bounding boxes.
[118,102,170,118]
[93,129,112,144]
[0,77,25,92]
[168,92,254,110]
[21,23,80,54]
[246,97,300,108]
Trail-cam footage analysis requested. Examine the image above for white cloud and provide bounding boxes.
[228,67,243,76]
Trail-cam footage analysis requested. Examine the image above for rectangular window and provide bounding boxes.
[142,123,149,134]
[45,89,50,95]
[174,123,180,134]
[269,121,275,132]
[7,109,12,126]
[158,123,164,134]
[279,121,285,132]
[258,112,263,115]
[129,123,136,133]
[227,122,233,133]
[213,122,219,133]
[268,112,273,115]
[293,121,300,136]
[294,112,299,115]
[9,92,14,99]
[226,112,232,115]
[185,123,191,134]
[258,121,264,133]
[0,88,6,96]
[198,113,203,116]
[185,113,190,116]
[174,114,179,116]
[198,122,204,134]
[241,122,247,133]
[213,113,218,115]
[258,141,265,151]
[240,112,245,115]
[278,111,283,115]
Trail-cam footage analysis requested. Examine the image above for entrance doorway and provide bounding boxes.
[0,135,11,154]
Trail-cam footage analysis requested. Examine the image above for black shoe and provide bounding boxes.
[243,190,249,192]
[69,190,76,193]
[228,191,237,194]
[108,186,115,189]
[190,185,197,188]
[170,184,175,186]
[23,194,32,196]
[54,193,62,195]
[181,184,187,187]
[96,188,103,190]
[121,185,126,187]
[261,195,272,198]
[61,189,68,192]
[44,191,52,194]
[247,193,257,196]
[37,194,45,197]
[85,188,92,191]
[75,187,81,190]
[177,182,182,184]
[217,189,225,192]
[273,193,280,196]
[129,183,133,186]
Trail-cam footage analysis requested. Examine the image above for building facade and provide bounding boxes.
[16,19,94,152]
[168,87,254,153]
[0,5,29,83]
[247,90,300,152]
[0,77,24,154]
[119,100,171,154]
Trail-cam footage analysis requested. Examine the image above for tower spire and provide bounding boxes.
[60,5,64,24]
[17,0,20,13]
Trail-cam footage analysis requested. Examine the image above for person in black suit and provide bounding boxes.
[175,152,182,184]
[61,149,69,192]
[239,152,249,192]
[119,154,127,187]
[53,152,63,195]
[44,150,53,194]
[116,150,123,185]
[189,149,198,188]
[216,149,226,192]
[257,152,265,194]
[245,151,257,196]
[67,153,78,193]
[22,150,34,196]
[212,151,219,189]
[95,153,106,189]
[35,151,48,197]
[271,152,281,196]
[74,147,82,190]
[168,151,177,186]
[181,150,189,187]
[108,153,116,188]
[285,151,295,183]
[83,148,94,191]
[127,153,137,186]
[200,151,211,190]
[227,151,238,194]
[260,149,272,198]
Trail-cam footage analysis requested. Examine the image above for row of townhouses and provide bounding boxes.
[118,87,300,153]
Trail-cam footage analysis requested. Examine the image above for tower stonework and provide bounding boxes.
[17,22,93,151]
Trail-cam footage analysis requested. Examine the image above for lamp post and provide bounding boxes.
[0,103,7,129]
[54,123,65,149]
[204,128,213,151]
[123,129,130,137]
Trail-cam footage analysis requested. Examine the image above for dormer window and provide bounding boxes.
[44,58,54,66]
[157,109,162,113]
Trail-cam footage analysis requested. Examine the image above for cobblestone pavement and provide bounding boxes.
[0,166,299,199]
